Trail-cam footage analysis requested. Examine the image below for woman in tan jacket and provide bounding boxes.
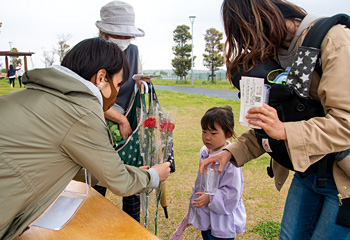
[201,0,350,239]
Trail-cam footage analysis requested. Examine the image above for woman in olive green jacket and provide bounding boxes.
[0,38,171,240]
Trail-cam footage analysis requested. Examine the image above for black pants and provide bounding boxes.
[18,76,22,87]
[122,195,140,222]
[92,185,140,222]
[92,185,107,196]
[9,78,15,87]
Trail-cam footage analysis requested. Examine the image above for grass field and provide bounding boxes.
[151,78,237,91]
[0,77,292,240]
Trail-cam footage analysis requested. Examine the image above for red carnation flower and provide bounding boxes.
[160,122,175,133]
[143,117,157,129]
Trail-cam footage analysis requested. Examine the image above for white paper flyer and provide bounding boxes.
[239,76,269,129]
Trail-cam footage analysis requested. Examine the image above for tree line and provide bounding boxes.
[2,23,224,82]
[171,25,224,83]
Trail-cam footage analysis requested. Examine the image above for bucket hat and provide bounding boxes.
[96,1,145,37]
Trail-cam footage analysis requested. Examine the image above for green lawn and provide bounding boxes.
[151,78,237,91]
[0,77,291,240]
[0,78,24,94]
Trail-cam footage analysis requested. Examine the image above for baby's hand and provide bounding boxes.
[192,192,210,208]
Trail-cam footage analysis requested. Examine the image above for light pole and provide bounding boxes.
[9,42,13,65]
[189,16,196,85]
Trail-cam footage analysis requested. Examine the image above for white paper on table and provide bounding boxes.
[32,195,84,230]
[239,76,266,129]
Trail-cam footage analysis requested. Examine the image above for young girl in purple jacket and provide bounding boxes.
[188,106,246,240]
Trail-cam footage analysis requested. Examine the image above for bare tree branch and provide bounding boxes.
[42,48,56,67]
[56,34,72,63]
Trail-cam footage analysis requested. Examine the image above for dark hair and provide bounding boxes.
[61,37,129,85]
[221,0,306,80]
[201,106,236,138]
[9,65,13,69]
[99,30,110,40]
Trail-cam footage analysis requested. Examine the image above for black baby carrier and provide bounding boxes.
[231,14,350,187]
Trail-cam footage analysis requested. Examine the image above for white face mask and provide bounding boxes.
[108,38,132,51]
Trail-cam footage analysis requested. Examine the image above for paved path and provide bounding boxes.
[153,85,240,101]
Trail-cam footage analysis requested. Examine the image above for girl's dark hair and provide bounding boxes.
[9,65,13,69]
[201,106,236,138]
[61,37,129,85]
[221,0,306,80]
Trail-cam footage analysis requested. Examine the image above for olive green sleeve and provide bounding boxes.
[61,112,153,196]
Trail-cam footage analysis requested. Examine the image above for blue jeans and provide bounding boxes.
[201,230,235,240]
[279,172,350,240]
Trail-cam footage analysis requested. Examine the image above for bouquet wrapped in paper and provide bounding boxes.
[138,99,176,234]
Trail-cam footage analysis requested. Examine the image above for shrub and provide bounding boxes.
[251,220,280,240]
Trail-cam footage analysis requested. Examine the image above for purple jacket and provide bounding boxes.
[188,144,246,238]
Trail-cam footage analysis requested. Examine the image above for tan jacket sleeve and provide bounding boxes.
[226,128,266,167]
[284,25,350,172]
[61,112,153,196]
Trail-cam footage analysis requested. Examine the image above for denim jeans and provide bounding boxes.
[9,77,15,87]
[279,172,350,240]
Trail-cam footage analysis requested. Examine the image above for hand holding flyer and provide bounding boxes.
[239,77,270,129]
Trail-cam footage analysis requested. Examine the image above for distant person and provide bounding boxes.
[172,106,246,240]
[6,64,19,88]
[16,63,24,88]
[95,0,149,222]
[0,37,171,240]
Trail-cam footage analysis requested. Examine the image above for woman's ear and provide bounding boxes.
[90,69,107,87]
[96,69,107,83]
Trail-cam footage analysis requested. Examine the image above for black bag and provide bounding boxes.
[255,84,325,170]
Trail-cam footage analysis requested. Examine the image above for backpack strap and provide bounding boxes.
[316,157,328,188]
[311,14,350,78]
[267,158,274,178]
[286,14,350,98]
[306,14,350,78]
[302,14,350,49]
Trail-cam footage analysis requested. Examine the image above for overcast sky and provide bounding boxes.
[1,0,350,71]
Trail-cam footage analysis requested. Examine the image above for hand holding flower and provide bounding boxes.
[151,162,171,182]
